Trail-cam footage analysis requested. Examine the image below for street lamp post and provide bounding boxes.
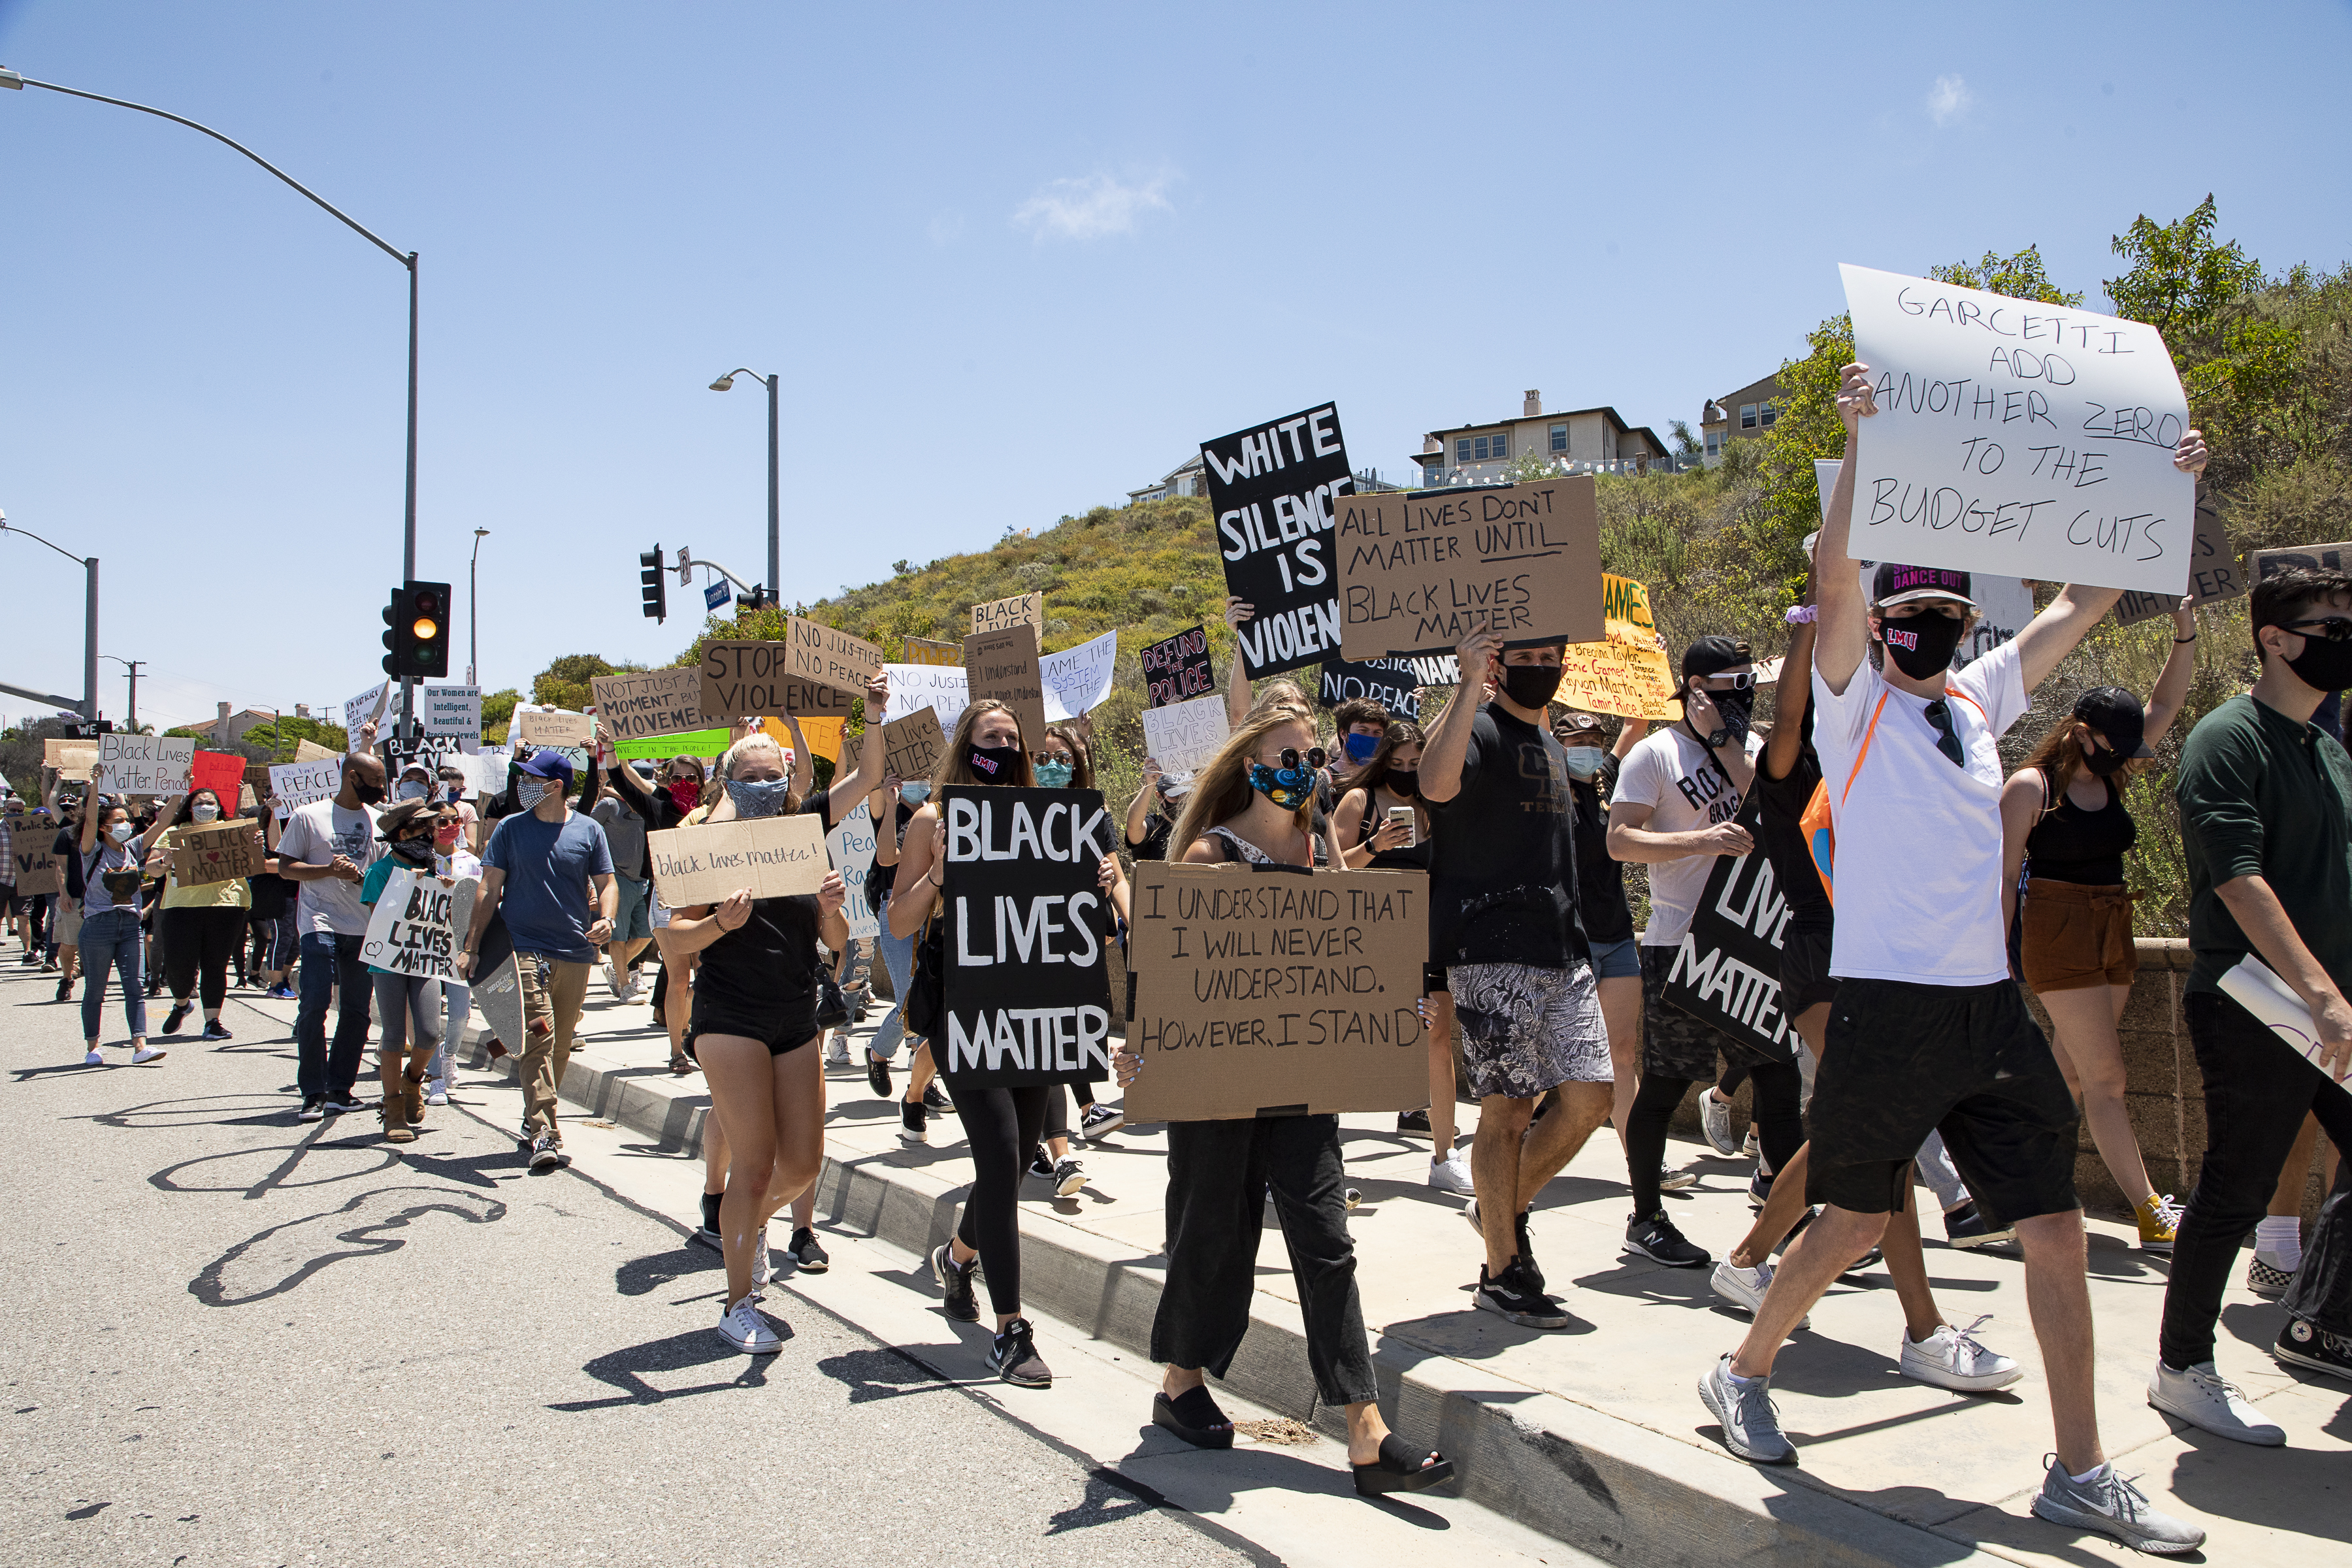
[0,512,100,722]
[2,65,423,728]
[708,368,779,596]
[468,527,489,685]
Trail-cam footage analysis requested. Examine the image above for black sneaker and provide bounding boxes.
[1748,1169,1774,1210]
[1625,1210,1712,1268]
[988,1316,1052,1388]
[930,1241,979,1321]
[866,1054,892,1099]
[1942,1201,2016,1250]
[161,1002,191,1036]
[1397,1108,1432,1135]
[1078,1103,1122,1139]
[789,1227,830,1273]
[923,1081,951,1113]
[54,977,72,1002]
[1027,1150,1056,1181]
[321,1091,367,1115]
[202,1021,233,1041]
[297,1094,325,1122]
[1463,1199,1545,1292]
[1051,1157,1085,1198]
[1475,1258,1571,1329]
[898,1100,928,1145]
[2276,1317,2352,1382]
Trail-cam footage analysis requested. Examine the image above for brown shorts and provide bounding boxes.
[2020,879,2136,992]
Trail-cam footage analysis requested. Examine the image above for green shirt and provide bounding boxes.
[2175,693,2352,998]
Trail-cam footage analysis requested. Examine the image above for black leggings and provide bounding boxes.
[163,906,248,1011]
[947,1081,1050,1317]
[1626,1059,1805,1213]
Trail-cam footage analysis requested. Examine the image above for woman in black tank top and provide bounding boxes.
[1999,605,2198,1249]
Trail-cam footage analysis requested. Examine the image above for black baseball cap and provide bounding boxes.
[1681,636,1754,682]
[1874,562,1978,608]
[2073,686,2153,759]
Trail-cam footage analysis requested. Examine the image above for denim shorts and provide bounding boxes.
[1587,936,1641,981]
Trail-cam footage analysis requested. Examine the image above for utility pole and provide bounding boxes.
[101,655,142,730]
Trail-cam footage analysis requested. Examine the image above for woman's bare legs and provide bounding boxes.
[2040,981,2155,1205]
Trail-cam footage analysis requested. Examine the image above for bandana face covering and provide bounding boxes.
[725,778,793,819]
[390,836,435,866]
[1879,612,1966,679]
[1034,759,1073,789]
[967,743,1021,781]
[668,779,702,811]
[1500,662,1565,711]
[1701,687,1755,748]
[515,777,555,811]
[1247,761,1316,811]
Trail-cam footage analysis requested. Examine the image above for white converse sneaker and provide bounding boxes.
[1708,1260,1809,1330]
[716,1293,781,1354]
[1900,1315,2022,1392]
[83,1047,104,1067]
[1427,1149,1474,1195]
[130,1046,167,1066]
[2147,1359,2285,1445]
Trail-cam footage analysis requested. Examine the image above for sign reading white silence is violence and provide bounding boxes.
[1203,402,1352,681]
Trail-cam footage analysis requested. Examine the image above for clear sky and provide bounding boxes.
[3,1,2347,733]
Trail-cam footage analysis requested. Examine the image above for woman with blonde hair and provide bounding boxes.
[2000,604,2200,1250]
[1119,706,1453,1496]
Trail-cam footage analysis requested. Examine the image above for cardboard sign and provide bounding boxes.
[969,593,1043,635]
[903,636,966,666]
[171,818,267,885]
[1317,658,1428,723]
[420,684,483,740]
[1661,798,1799,1064]
[44,739,99,779]
[11,845,62,897]
[1335,477,1605,659]
[591,667,706,748]
[700,640,858,720]
[1124,862,1430,1122]
[1839,263,2195,595]
[189,749,247,810]
[826,802,882,943]
[1041,629,1119,722]
[269,758,344,817]
[1139,693,1230,776]
[936,785,1116,1088]
[786,617,885,694]
[883,663,970,732]
[359,866,476,981]
[2251,539,2352,583]
[883,708,947,783]
[294,739,342,763]
[1556,574,1678,720]
[645,811,829,907]
[514,708,595,748]
[1141,625,1217,709]
[2113,493,2244,627]
[964,624,1049,747]
[1204,402,1352,681]
[96,734,195,796]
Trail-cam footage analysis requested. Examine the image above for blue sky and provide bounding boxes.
[3,1,2347,732]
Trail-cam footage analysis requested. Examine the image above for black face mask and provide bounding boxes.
[1686,686,1754,749]
[389,836,435,866]
[2285,629,2352,694]
[966,743,1022,783]
[349,777,387,806]
[1879,613,1966,679]
[2082,742,2131,777]
[1499,662,1565,711]
[1385,769,1418,798]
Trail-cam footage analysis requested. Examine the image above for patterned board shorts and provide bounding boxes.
[1447,960,1613,1100]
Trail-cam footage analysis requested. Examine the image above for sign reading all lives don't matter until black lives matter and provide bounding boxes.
[937,785,1117,1088]
[1201,403,1352,681]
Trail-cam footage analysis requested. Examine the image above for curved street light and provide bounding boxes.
[707,367,779,595]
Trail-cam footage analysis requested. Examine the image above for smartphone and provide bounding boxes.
[1386,806,1417,847]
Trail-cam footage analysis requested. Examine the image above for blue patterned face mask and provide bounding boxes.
[1034,759,1073,789]
[725,777,794,819]
[1247,762,1316,811]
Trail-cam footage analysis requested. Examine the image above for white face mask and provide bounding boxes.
[397,779,431,800]
[191,802,220,823]
[108,821,135,844]
[516,777,555,810]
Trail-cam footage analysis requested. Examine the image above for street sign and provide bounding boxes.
[706,579,732,612]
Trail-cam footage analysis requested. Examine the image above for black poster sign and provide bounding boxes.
[1141,624,1217,710]
[1316,658,1426,723]
[938,785,1117,1086]
[1660,798,1799,1064]
[1201,402,1353,681]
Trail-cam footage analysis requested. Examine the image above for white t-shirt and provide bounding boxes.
[278,798,382,936]
[1617,725,1763,947]
[1812,638,2029,985]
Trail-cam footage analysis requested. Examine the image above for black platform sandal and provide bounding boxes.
[1151,1387,1234,1449]
[1351,1433,1455,1497]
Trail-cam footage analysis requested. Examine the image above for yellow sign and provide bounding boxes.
[759,716,846,765]
[1557,574,1677,720]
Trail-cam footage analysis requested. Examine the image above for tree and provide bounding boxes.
[529,653,642,712]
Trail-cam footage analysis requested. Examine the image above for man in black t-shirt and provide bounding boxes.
[1423,629,1615,1330]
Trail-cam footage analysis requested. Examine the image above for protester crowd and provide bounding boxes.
[10,369,2352,1546]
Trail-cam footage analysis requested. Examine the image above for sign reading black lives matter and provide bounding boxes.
[1201,403,1352,681]
[937,785,1117,1088]
[1661,798,1799,1064]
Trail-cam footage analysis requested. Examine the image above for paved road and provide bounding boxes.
[0,965,1265,1568]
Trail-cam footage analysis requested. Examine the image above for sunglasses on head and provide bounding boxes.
[1267,747,1327,772]
[2281,615,2352,644]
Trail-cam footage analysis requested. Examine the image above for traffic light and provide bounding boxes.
[640,544,667,623]
[742,585,768,613]
[381,580,453,678]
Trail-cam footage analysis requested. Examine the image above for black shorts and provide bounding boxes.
[683,1003,820,1061]
[1778,923,1838,1015]
[0,885,18,916]
[1806,977,2080,1220]
[1638,943,1780,1080]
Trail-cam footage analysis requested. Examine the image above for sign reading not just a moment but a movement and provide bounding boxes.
[700,640,859,721]
[591,668,706,748]
[1124,863,1430,1122]
[1333,477,1605,659]
[1662,798,1800,1064]
[1840,263,2195,596]
[646,812,830,907]
[359,868,479,982]
[937,785,1117,1088]
[1141,625,1216,710]
[1203,402,1354,681]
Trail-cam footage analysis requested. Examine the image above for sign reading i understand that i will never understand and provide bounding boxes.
[1333,477,1605,659]
[936,785,1116,1088]
[1124,862,1430,1122]
[1202,402,1352,681]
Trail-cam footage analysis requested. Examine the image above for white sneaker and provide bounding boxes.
[1699,1089,1739,1156]
[717,1293,781,1354]
[749,1225,773,1287]
[1740,1127,1758,1157]
[131,1046,167,1066]
[425,1078,449,1107]
[1428,1149,1475,1195]
[1900,1315,2021,1392]
[825,1043,852,1068]
[2148,1359,2285,1445]
[84,1047,104,1067]
[603,959,622,995]
[1708,1260,1809,1330]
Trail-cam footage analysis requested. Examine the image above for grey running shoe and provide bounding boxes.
[1699,1089,1738,1156]
[2146,1359,2284,1445]
[2030,1455,2204,1554]
[1659,1164,1699,1192]
[1697,1353,1792,1463]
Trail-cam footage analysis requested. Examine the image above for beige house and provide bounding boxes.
[1699,373,1785,463]
[1415,391,1669,485]
[183,702,276,747]
[1126,451,1207,505]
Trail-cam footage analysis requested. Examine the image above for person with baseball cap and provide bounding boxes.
[1695,359,2212,1555]
[359,798,457,1143]
[2001,606,2202,1252]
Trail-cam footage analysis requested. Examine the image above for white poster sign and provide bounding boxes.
[268,758,345,818]
[826,802,883,942]
[1818,459,2036,670]
[420,684,482,740]
[1041,630,1119,723]
[344,680,392,747]
[95,734,195,796]
[1139,693,1232,776]
[883,663,971,732]
[1840,263,2193,595]
[358,866,474,981]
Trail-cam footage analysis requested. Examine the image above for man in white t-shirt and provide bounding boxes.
[274,747,388,1122]
[1694,361,2212,1556]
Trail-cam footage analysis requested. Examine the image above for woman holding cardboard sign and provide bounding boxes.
[1112,708,1455,1499]
[76,793,173,1067]
[150,787,257,1042]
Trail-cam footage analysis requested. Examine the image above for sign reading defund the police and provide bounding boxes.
[938,785,1116,1088]
[1201,403,1352,681]
[1661,798,1799,1064]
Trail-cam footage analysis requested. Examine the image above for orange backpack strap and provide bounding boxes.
[1840,691,1891,805]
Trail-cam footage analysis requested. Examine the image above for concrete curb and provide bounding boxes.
[456,1026,2006,1567]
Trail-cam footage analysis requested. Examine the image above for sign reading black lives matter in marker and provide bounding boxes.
[1840,263,2195,596]
[1141,625,1217,710]
[1661,798,1799,1064]
[1334,478,1605,659]
[1201,403,1352,681]
[938,785,1117,1088]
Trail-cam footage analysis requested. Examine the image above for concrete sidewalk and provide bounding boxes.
[422,977,2342,1564]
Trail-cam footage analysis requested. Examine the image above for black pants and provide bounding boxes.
[1151,1115,1377,1408]
[1627,1058,1803,1213]
[163,906,248,1011]
[946,1081,1051,1318]
[2162,992,2352,1366]
[2284,1155,2352,1337]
